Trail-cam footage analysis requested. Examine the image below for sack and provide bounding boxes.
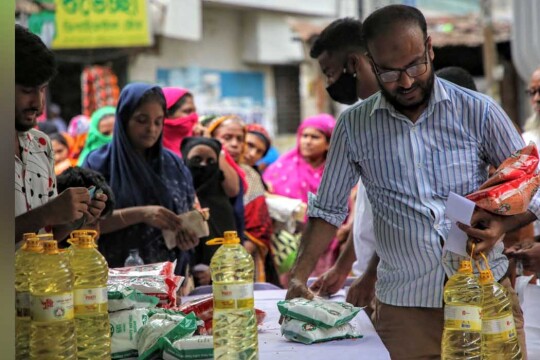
[271,230,300,274]
[277,297,361,329]
[281,317,362,345]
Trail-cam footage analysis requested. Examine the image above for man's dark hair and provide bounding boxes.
[310,18,365,59]
[436,66,477,91]
[362,5,427,49]
[15,24,57,87]
[57,166,116,217]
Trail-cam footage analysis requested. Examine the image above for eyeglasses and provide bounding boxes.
[525,88,540,97]
[370,38,430,83]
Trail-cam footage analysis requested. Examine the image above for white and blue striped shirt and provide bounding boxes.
[308,77,540,308]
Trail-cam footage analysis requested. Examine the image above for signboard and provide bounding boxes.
[157,67,275,134]
[52,0,152,49]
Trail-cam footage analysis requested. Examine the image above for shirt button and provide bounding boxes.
[416,163,422,168]
[411,126,417,132]
[434,224,440,230]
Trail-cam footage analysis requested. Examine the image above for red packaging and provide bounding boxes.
[108,261,183,307]
[480,143,539,189]
[467,174,540,215]
[176,295,214,321]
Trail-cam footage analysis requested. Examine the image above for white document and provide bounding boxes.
[443,192,476,257]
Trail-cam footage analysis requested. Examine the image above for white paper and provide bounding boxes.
[443,192,476,257]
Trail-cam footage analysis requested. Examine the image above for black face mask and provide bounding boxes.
[188,163,220,189]
[326,68,358,105]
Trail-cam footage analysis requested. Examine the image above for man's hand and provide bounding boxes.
[310,266,349,296]
[280,277,314,324]
[506,242,540,273]
[85,193,108,225]
[176,228,199,251]
[141,206,183,231]
[458,207,508,257]
[48,187,91,225]
[346,272,376,308]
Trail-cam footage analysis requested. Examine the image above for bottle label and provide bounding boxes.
[213,283,254,310]
[444,305,482,331]
[483,315,517,341]
[74,287,108,314]
[15,291,30,317]
[30,293,74,322]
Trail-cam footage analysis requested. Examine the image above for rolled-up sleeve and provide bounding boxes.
[307,110,361,227]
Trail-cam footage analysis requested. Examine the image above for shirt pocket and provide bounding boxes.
[430,149,479,198]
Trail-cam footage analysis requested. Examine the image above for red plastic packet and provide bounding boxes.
[480,143,539,189]
[176,295,214,321]
[466,174,540,215]
[108,261,183,307]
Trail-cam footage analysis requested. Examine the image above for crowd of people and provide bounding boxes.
[14,4,540,359]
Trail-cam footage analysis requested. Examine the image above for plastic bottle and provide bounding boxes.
[208,231,258,360]
[124,248,144,266]
[29,240,76,360]
[441,259,482,360]
[70,234,111,359]
[15,235,42,360]
[68,229,98,246]
[479,257,522,360]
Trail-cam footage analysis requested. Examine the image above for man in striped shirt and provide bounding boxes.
[285,5,538,358]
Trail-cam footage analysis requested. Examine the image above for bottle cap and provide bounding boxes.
[42,240,59,254]
[69,229,98,239]
[458,260,473,274]
[206,231,240,246]
[22,233,37,241]
[25,238,43,253]
[37,233,54,241]
[479,269,495,285]
[77,235,96,248]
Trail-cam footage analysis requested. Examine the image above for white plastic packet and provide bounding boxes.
[162,336,214,359]
[281,317,362,345]
[110,308,149,359]
[108,285,159,312]
[277,297,361,328]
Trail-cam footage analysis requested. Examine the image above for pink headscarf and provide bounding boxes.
[263,114,336,203]
[162,87,198,157]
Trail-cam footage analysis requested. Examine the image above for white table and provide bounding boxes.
[521,282,540,359]
[182,289,390,360]
[255,290,390,360]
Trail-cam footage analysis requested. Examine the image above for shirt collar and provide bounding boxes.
[370,76,451,117]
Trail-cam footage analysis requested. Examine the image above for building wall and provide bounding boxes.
[129,7,277,133]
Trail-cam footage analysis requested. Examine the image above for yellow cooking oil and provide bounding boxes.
[29,240,76,359]
[70,234,110,359]
[208,231,259,360]
[15,235,43,360]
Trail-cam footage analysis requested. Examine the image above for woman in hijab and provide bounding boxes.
[208,115,277,284]
[83,83,198,273]
[67,114,90,160]
[244,123,272,173]
[50,132,76,175]
[77,106,115,165]
[263,114,337,277]
[181,137,237,285]
[263,114,335,203]
[162,87,199,157]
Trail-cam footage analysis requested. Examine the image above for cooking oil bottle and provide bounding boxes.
[68,229,98,246]
[208,231,258,359]
[15,235,42,360]
[29,240,76,359]
[70,234,111,359]
[441,259,482,360]
[478,254,522,360]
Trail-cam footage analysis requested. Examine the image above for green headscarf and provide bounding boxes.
[77,106,116,166]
